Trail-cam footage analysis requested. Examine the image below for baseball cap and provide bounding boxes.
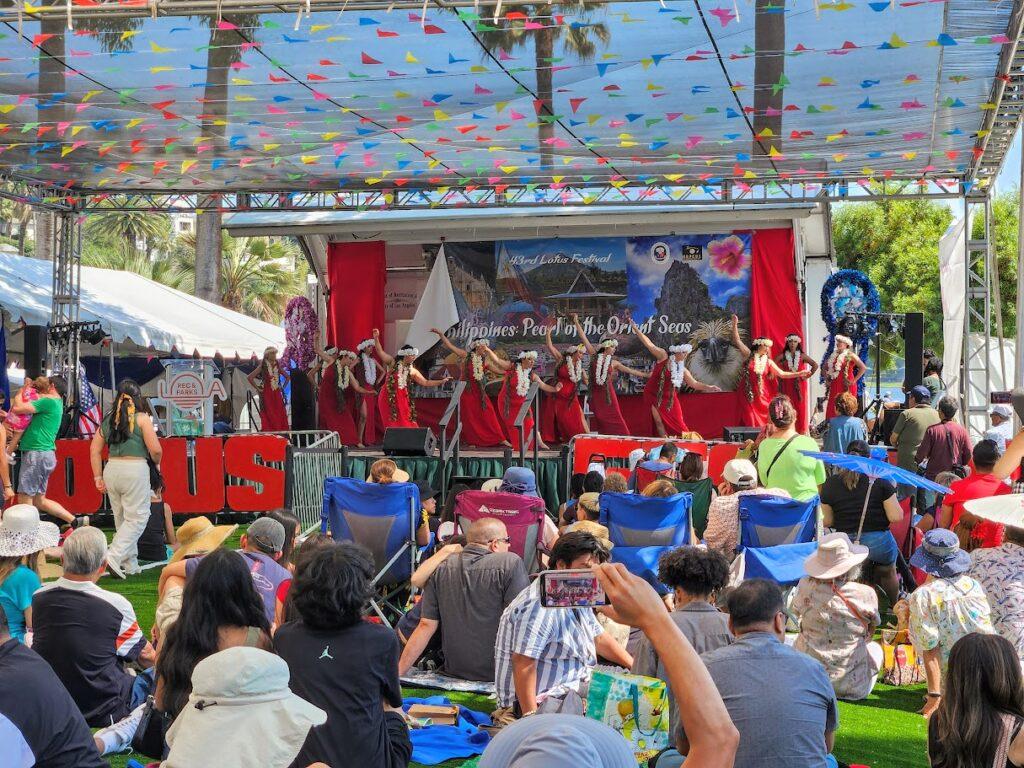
[910,385,932,403]
[991,403,1013,419]
[723,458,758,488]
[247,517,286,554]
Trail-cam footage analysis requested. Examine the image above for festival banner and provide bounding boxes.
[433,233,752,393]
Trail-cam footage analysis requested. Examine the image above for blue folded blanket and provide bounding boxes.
[403,695,492,765]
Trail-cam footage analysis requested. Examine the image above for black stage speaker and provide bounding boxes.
[382,427,437,457]
[881,407,905,447]
[903,312,924,391]
[23,325,46,379]
[722,426,761,443]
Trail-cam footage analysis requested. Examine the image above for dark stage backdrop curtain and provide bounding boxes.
[327,241,386,351]
[750,228,802,351]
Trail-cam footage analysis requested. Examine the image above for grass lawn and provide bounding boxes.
[96,547,929,768]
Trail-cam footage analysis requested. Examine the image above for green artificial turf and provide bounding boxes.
[92,532,930,768]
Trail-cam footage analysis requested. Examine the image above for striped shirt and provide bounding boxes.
[32,578,147,726]
[494,580,604,708]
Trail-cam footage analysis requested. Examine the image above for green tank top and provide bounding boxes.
[102,415,149,459]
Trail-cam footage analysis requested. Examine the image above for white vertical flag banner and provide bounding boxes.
[939,217,966,399]
[404,244,460,355]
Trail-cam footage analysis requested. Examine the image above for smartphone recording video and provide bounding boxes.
[538,569,607,608]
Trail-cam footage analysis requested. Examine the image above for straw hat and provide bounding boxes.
[578,492,601,517]
[170,517,239,563]
[964,494,1024,530]
[365,468,411,483]
[804,532,869,580]
[0,504,59,558]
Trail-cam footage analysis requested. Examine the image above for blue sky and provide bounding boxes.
[995,128,1022,195]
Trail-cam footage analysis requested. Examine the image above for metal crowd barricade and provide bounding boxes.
[228,430,339,508]
[514,380,542,469]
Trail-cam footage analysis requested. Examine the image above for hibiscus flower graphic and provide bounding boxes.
[707,236,750,278]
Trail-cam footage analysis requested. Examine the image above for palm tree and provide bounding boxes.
[476,3,609,172]
[84,201,169,258]
[0,198,33,256]
[173,233,306,323]
[82,241,187,286]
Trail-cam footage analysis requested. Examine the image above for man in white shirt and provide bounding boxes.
[984,404,1014,455]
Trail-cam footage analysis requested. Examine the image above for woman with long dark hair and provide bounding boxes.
[572,313,649,436]
[89,378,162,578]
[542,327,590,443]
[247,347,290,432]
[731,319,810,430]
[309,345,375,446]
[775,334,818,434]
[157,548,273,721]
[928,633,1024,768]
[371,328,450,430]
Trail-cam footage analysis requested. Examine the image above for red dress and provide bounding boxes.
[459,355,507,447]
[777,356,810,433]
[642,359,688,436]
[737,356,776,429]
[259,365,290,432]
[377,363,418,429]
[351,356,381,444]
[544,359,588,444]
[317,363,359,445]
[824,353,858,419]
[589,355,630,435]
[497,367,535,450]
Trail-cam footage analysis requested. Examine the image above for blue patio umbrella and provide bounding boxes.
[800,450,951,542]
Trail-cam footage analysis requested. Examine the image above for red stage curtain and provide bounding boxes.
[750,228,802,349]
[327,241,386,351]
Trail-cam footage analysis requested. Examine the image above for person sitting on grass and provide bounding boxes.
[902,529,994,718]
[398,518,529,682]
[631,546,732,735]
[602,472,628,494]
[703,458,791,560]
[563,492,612,550]
[32,526,156,727]
[629,442,679,491]
[659,579,839,768]
[928,633,1024,768]
[0,603,108,768]
[968,496,1024,668]
[938,439,1011,549]
[493,532,633,719]
[0,503,59,643]
[275,544,413,768]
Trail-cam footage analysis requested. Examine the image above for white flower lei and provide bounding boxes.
[396,362,411,390]
[752,353,769,376]
[595,352,613,386]
[670,358,687,389]
[825,349,850,381]
[515,364,531,397]
[334,360,351,390]
[361,353,377,386]
[784,351,801,372]
[266,361,279,391]
[470,353,485,382]
[566,356,584,384]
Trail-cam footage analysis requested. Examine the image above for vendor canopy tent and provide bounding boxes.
[0,252,285,358]
[0,0,1020,201]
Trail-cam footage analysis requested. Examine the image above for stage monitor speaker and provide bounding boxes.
[23,325,46,379]
[903,312,924,390]
[880,407,904,447]
[382,427,437,457]
[722,426,761,443]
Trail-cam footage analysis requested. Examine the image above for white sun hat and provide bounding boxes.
[0,504,60,558]
[964,494,1024,530]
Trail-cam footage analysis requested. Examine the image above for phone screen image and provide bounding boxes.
[539,569,607,608]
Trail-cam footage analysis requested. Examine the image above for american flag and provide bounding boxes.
[77,363,102,438]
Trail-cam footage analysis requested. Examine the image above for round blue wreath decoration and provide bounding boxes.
[819,269,880,397]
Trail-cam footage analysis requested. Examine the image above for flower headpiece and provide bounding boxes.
[337,349,357,360]
[517,350,539,361]
[357,338,375,352]
[834,335,853,347]
[668,344,693,354]
[785,334,802,344]
[324,346,339,357]
[398,346,419,358]
[752,337,774,349]
[598,338,619,350]
[564,344,586,355]
[264,346,277,357]
[470,338,491,350]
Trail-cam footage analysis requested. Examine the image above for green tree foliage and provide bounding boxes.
[84,203,171,259]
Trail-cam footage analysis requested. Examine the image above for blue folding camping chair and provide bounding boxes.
[735,494,819,586]
[321,476,420,626]
[599,491,692,593]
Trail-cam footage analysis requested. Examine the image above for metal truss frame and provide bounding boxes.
[47,211,84,416]
[963,195,993,439]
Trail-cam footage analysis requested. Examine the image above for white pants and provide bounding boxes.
[105,460,151,573]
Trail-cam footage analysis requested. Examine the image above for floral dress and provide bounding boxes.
[908,574,994,671]
[970,543,1024,668]
[792,578,881,700]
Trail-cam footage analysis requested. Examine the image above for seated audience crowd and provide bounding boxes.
[11,386,1024,768]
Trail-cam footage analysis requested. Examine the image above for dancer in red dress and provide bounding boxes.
[729,317,810,429]
[309,346,375,446]
[823,334,867,420]
[775,333,819,434]
[631,319,721,437]
[430,328,511,448]
[247,347,290,432]
[493,351,560,451]
[572,313,649,435]
[372,329,450,430]
[354,337,384,445]
[542,327,590,444]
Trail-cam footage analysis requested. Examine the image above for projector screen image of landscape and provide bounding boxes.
[438,233,752,394]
